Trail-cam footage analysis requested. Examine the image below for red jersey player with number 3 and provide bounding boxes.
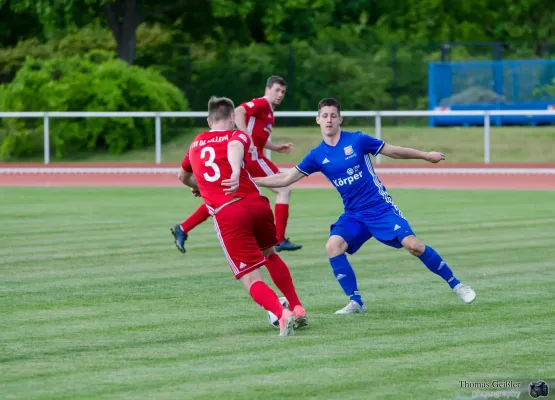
[171,76,302,254]
[178,96,307,336]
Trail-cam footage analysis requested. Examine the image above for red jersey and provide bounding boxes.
[181,129,260,209]
[241,97,274,154]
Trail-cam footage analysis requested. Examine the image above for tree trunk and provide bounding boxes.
[105,0,139,65]
[117,23,137,64]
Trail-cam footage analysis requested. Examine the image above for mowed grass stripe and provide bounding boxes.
[2,305,551,378]
[1,188,553,399]
[2,331,552,399]
[4,215,555,249]
[2,228,552,273]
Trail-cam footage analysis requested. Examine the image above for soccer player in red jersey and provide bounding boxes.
[171,76,302,254]
[178,96,307,336]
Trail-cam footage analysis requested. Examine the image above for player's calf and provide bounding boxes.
[326,235,366,310]
[404,237,478,304]
[262,248,307,327]
[263,250,303,309]
[272,189,302,252]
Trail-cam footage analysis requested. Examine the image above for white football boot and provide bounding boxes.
[453,283,476,304]
[335,300,368,314]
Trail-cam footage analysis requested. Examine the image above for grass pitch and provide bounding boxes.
[1,188,554,399]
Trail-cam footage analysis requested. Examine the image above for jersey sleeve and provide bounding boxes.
[295,150,320,176]
[230,130,251,153]
[181,152,192,172]
[241,98,266,117]
[359,132,384,157]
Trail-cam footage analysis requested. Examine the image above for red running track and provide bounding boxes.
[0,163,554,190]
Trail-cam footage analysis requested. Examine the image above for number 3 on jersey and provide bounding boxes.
[200,146,221,182]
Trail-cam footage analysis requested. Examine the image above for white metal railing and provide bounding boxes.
[1,110,554,165]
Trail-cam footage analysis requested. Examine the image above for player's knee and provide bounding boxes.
[402,236,425,257]
[325,238,347,258]
[275,186,292,202]
[262,246,275,258]
[239,269,264,291]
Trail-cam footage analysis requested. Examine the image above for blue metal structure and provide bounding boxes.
[428,60,555,126]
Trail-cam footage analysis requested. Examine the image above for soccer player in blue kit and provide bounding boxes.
[252,98,476,314]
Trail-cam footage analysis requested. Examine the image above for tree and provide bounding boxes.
[3,0,214,65]
[0,0,43,46]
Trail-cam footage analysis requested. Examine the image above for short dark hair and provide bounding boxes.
[266,75,287,89]
[208,96,235,121]
[318,98,341,115]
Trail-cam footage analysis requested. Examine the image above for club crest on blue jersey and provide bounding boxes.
[344,145,354,156]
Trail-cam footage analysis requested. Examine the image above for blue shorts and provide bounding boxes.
[329,208,415,254]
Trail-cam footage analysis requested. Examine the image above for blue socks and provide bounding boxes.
[418,246,460,289]
[328,246,457,306]
[329,254,363,305]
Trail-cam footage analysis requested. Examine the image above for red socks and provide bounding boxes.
[247,254,303,320]
[181,204,210,233]
[249,281,284,318]
[274,203,289,243]
[265,253,302,309]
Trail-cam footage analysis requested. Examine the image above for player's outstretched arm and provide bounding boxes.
[253,167,305,188]
[379,143,445,163]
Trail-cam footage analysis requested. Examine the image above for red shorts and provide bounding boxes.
[246,153,280,178]
[209,195,278,279]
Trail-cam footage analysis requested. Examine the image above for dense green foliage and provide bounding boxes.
[0,51,188,160]
[1,0,554,112]
[1,0,554,158]
[0,24,173,83]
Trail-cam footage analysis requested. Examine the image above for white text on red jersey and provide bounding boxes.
[191,134,229,148]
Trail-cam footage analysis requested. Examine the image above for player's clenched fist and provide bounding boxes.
[276,143,294,153]
[425,151,445,163]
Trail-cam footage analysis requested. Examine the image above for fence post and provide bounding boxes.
[155,113,162,165]
[288,44,295,122]
[375,112,382,164]
[43,112,50,165]
[484,112,490,164]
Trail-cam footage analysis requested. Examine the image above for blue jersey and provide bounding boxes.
[296,130,395,214]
